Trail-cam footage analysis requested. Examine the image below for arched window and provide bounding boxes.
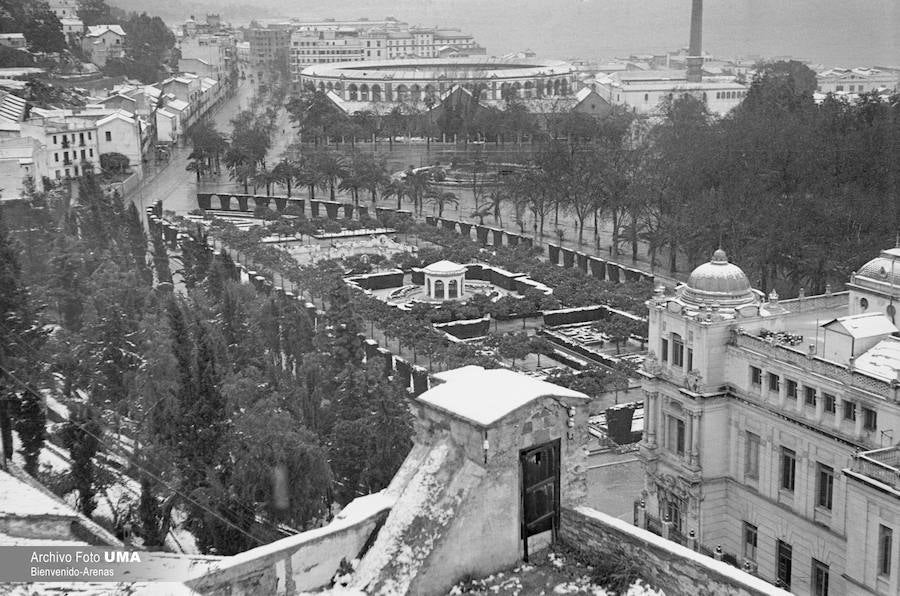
[434,280,445,299]
[359,84,369,101]
[448,279,458,298]
[860,297,869,311]
[371,84,382,101]
[427,279,432,297]
[644,93,649,102]
[348,84,358,101]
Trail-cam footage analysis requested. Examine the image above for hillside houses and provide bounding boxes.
[0,69,228,197]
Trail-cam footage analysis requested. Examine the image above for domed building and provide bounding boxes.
[639,244,900,595]
[679,249,758,310]
[848,246,900,323]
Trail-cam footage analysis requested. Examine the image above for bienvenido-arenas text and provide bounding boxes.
[30,567,114,577]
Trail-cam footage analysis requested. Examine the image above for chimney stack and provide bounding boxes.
[687,0,703,83]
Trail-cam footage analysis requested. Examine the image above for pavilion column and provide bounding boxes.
[690,411,701,467]
[855,408,864,437]
[778,375,787,409]
[795,386,804,414]
[833,395,843,430]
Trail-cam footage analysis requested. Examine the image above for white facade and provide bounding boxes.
[82,25,126,68]
[96,112,143,178]
[638,247,900,595]
[594,70,748,116]
[0,33,26,50]
[0,137,47,198]
[817,67,899,95]
[20,117,101,181]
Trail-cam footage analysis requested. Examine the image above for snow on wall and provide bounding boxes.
[561,507,792,596]
[351,440,469,595]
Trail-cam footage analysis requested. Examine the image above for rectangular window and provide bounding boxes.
[817,464,834,510]
[745,432,760,479]
[52,135,57,144]
[668,416,685,456]
[80,149,85,160]
[805,386,817,406]
[824,393,836,414]
[89,149,93,157]
[743,522,757,562]
[750,366,762,386]
[54,153,59,162]
[780,447,796,491]
[88,132,92,140]
[786,379,798,400]
[769,373,781,392]
[879,525,893,576]
[844,401,857,421]
[863,407,877,431]
[812,559,830,596]
[687,348,693,371]
[661,338,668,363]
[672,335,684,367]
[776,540,792,588]
[105,131,112,141]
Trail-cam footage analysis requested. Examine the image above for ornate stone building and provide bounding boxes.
[638,247,900,595]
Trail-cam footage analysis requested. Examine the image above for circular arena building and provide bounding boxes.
[299,57,578,103]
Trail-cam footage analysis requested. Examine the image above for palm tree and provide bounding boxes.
[363,158,390,205]
[230,162,255,194]
[424,189,459,218]
[272,159,299,196]
[315,151,347,201]
[381,178,408,211]
[403,167,431,215]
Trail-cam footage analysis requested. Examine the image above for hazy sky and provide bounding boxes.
[124,0,899,67]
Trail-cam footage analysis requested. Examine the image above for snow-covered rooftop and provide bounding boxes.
[421,366,589,426]
[0,470,77,519]
[855,336,900,382]
[422,259,466,275]
[823,312,898,339]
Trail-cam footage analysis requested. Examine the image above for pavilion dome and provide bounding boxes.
[854,248,900,290]
[423,260,467,276]
[680,249,757,308]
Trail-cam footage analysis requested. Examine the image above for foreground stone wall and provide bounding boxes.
[560,506,791,596]
[187,494,391,595]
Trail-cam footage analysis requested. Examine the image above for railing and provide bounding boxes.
[732,331,895,399]
[852,447,900,489]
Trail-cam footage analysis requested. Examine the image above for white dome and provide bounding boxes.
[423,260,467,275]
[680,249,757,308]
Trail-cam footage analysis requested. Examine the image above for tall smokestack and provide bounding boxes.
[687,0,703,83]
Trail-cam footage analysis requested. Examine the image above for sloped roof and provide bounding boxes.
[86,24,126,38]
[823,312,898,339]
[0,92,27,122]
[420,366,588,426]
[855,336,900,382]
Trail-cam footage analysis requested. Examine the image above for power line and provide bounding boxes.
[0,362,265,547]
[0,328,290,537]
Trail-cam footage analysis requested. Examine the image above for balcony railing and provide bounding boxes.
[851,447,900,489]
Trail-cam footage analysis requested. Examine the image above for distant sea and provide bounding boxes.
[125,0,899,68]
